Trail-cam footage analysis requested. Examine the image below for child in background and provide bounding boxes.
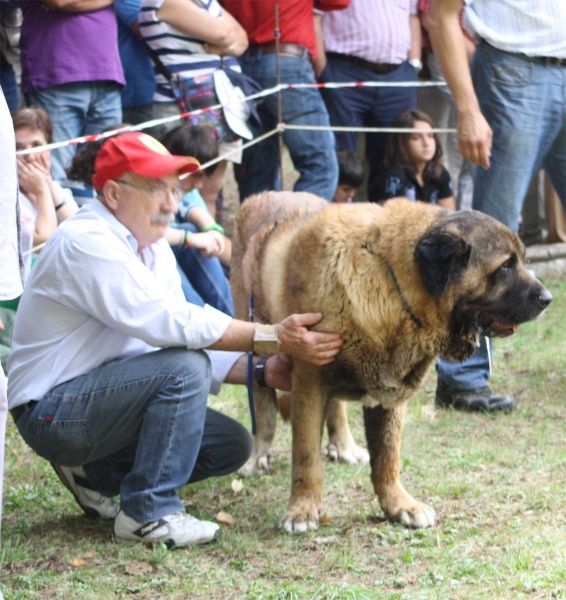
[371,109,455,210]
[332,149,364,204]
[162,124,234,316]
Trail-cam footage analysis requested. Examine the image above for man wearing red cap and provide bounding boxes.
[7,132,343,548]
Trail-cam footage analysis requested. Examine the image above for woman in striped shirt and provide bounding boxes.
[139,0,249,167]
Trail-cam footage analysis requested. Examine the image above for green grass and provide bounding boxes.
[2,280,566,600]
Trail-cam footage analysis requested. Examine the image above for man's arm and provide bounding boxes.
[428,0,492,168]
[207,313,343,366]
[42,0,114,12]
[223,354,292,391]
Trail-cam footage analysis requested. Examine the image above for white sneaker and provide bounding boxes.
[114,510,222,547]
[51,464,120,520]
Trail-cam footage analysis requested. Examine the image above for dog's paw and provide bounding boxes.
[278,511,319,534]
[238,453,271,477]
[393,502,436,529]
[323,441,370,466]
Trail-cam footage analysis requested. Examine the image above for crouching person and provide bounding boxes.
[6,133,343,548]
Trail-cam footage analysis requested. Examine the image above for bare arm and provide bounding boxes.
[438,196,456,211]
[207,313,343,366]
[157,0,244,48]
[42,0,114,12]
[203,7,249,57]
[408,13,422,61]
[428,0,492,168]
[312,13,327,79]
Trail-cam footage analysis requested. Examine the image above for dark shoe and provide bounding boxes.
[435,380,516,412]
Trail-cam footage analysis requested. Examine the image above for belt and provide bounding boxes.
[482,41,566,68]
[326,52,400,74]
[526,55,566,68]
[247,43,311,61]
[10,401,36,425]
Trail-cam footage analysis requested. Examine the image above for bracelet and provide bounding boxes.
[203,223,225,235]
[54,202,66,211]
[254,357,269,388]
[184,230,192,247]
[253,323,280,356]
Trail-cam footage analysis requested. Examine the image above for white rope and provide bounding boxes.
[283,124,457,134]
[179,125,282,179]
[22,242,47,257]
[14,80,449,157]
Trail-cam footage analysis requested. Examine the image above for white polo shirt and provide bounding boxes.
[7,199,241,408]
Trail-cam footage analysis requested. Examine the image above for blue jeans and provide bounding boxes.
[0,57,20,112]
[25,81,123,182]
[319,56,417,199]
[172,224,234,316]
[16,348,252,523]
[438,43,566,390]
[237,50,338,202]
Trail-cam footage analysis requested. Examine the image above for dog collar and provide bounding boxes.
[382,255,423,329]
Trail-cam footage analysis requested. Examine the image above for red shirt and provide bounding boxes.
[222,0,350,60]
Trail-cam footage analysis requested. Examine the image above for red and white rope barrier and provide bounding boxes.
[15,79,450,157]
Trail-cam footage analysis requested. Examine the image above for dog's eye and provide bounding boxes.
[499,255,517,272]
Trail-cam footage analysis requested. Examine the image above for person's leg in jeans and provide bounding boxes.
[234,53,281,200]
[16,348,212,523]
[83,81,123,137]
[437,44,565,406]
[25,82,92,182]
[83,407,252,496]
[172,224,234,316]
[239,52,338,201]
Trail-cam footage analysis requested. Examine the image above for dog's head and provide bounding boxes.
[415,210,553,361]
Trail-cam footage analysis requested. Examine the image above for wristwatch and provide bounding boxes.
[253,323,280,356]
[254,357,269,388]
[409,58,423,72]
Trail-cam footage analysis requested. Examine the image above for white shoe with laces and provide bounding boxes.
[51,464,120,520]
[114,510,222,547]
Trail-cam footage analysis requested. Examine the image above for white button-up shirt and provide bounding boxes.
[7,199,241,409]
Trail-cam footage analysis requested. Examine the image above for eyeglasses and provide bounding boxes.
[115,179,184,204]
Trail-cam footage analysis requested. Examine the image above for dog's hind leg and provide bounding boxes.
[363,402,436,529]
[323,400,369,465]
[279,368,326,534]
[238,387,278,477]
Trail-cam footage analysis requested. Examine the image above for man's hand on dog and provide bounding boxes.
[278,313,343,366]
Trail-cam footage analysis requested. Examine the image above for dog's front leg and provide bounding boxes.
[363,402,435,528]
[279,367,325,534]
[239,387,278,476]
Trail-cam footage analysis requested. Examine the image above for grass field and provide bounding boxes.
[2,279,565,600]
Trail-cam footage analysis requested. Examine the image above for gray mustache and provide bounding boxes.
[151,212,176,224]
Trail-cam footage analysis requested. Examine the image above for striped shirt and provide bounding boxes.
[463,0,566,58]
[139,0,240,103]
[321,0,419,64]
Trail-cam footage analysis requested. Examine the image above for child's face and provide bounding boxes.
[180,170,205,192]
[333,183,357,203]
[406,120,436,165]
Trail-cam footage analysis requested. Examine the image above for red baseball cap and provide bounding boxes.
[92,132,200,191]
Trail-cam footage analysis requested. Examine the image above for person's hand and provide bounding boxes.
[190,231,223,257]
[278,313,343,366]
[263,355,292,391]
[204,42,235,56]
[206,229,226,254]
[17,159,50,199]
[0,317,4,332]
[458,107,493,169]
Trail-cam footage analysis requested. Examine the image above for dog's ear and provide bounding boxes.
[414,231,471,297]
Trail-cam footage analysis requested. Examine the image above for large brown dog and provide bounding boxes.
[232,192,552,533]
